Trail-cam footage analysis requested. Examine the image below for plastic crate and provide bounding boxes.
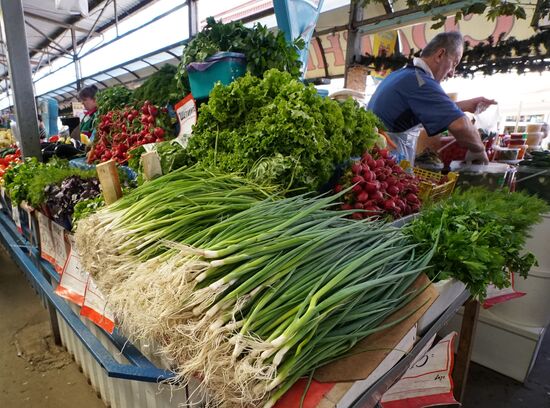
[401,160,459,202]
[187,52,246,100]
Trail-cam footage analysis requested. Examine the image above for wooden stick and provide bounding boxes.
[96,160,122,205]
[141,151,162,181]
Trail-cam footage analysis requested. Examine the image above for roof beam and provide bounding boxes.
[25,19,69,54]
[78,0,112,56]
[23,11,100,36]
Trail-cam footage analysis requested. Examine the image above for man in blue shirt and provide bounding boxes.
[368,31,494,164]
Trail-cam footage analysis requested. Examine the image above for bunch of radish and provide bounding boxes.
[334,147,421,220]
[87,100,172,165]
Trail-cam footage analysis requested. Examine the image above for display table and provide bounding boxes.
[0,208,475,408]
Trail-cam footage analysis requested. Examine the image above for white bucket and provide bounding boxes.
[490,268,550,327]
[490,215,550,327]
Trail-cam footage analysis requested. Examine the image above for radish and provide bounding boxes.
[351,163,362,174]
[375,158,385,168]
[367,158,377,169]
[370,191,383,202]
[363,170,375,182]
[379,181,388,191]
[333,184,343,193]
[352,184,362,193]
[354,202,364,210]
[384,199,396,211]
[341,203,353,211]
[364,181,379,193]
[351,212,363,220]
[357,191,369,203]
[387,185,399,196]
[351,175,365,185]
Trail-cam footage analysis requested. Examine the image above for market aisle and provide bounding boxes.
[0,246,104,408]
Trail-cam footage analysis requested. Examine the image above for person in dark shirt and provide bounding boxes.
[368,31,495,164]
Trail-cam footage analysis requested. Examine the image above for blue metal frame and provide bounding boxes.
[0,210,175,382]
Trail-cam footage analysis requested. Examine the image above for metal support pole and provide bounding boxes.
[344,0,363,88]
[0,0,41,159]
[189,0,199,37]
[71,27,82,91]
[114,0,119,37]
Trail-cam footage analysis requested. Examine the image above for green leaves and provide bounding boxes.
[405,188,549,299]
[176,18,303,94]
[184,69,381,193]
[96,86,133,116]
[133,64,180,106]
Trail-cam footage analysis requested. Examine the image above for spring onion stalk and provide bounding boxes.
[75,167,436,408]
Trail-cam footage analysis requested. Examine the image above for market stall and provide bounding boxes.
[1,1,550,408]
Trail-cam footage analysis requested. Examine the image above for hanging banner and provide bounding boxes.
[371,31,399,81]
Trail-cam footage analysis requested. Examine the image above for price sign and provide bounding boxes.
[175,94,197,147]
[55,239,88,306]
[81,276,115,333]
[51,222,68,273]
[11,205,22,233]
[37,212,56,264]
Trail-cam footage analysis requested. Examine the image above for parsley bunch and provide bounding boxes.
[406,188,549,299]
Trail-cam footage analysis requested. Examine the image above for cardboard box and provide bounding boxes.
[275,274,438,408]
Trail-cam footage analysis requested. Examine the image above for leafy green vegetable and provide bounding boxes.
[133,64,180,106]
[176,17,303,94]
[96,86,133,116]
[72,195,105,228]
[185,69,383,193]
[405,187,549,299]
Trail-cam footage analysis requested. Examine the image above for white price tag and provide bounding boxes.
[175,94,197,146]
[11,205,21,232]
[55,239,88,306]
[81,276,115,333]
[51,222,68,273]
[37,212,56,265]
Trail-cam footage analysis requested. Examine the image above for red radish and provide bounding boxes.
[384,199,396,211]
[354,202,364,210]
[378,149,389,158]
[380,181,388,190]
[352,184,362,193]
[370,191,383,202]
[363,170,375,182]
[387,185,399,196]
[351,212,363,220]
[341,203,352,211]
[148,106,159,116]
[357,191,369,203]
[153,127,165,138]
[406,193,420,204]
[364,181,380,193]
[375,158,385,168]
[351,163,362,174]
[334,184,343,193]
[367,158,377,168]
[351,175,365,185]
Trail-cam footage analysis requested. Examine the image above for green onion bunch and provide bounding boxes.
[75,167,434,407]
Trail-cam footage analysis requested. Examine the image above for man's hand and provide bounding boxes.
[465,149,489,165]
[456,97,497,114]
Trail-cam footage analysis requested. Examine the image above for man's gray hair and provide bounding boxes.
[421,32,464,57]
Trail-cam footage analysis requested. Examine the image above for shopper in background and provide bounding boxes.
[37,114,47,141]
[368,31,496,165]
[78,85,99,139]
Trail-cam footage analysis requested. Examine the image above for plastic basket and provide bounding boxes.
[187,52,247,100]
[401,160,459,202]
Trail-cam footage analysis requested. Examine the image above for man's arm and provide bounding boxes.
[448,116,488,165]
[456,97,497,114]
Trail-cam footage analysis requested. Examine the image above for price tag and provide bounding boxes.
[11,205,22,233]
[175,94,197,147]
[142,142,156,153]
[55,238,88,306]
[81,276,115,333]
[51,222,68,273]
[37,212,55,264]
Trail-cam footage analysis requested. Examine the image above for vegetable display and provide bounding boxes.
[176,17,303,94]
[3,158,97,208]
[334,147,421,220]
[133,64,180,106]
[406,187,549,299]
[44,176,101,229]
[88,100,173,164]
[186,69,383,192]
[96,86,133,116]
[75,167,432,408]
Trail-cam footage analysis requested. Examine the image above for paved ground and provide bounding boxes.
[0,246,104,408]
[463,331,550,408]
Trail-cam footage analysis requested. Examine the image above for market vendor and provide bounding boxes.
[78,84,99,139]
[367,31,495,165]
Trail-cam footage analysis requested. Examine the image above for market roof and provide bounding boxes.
[0,0,161,96]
